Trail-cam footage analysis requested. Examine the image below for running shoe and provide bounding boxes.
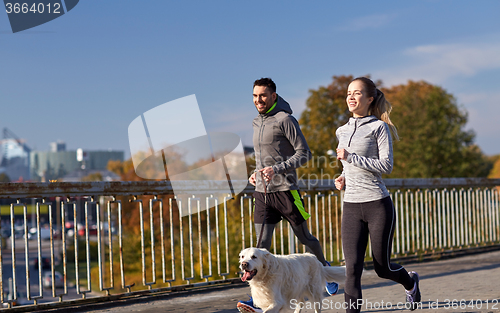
[405,271,421,311]
[237,297,263,313]
[325,261,339,296]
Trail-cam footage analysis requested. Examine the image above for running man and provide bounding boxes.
[237,78,339,313]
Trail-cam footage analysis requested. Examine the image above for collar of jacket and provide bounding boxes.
[265,101,277,114]
[348,115,378,126]
[260,95,293,116]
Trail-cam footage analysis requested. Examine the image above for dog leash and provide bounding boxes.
[256,171,269,249]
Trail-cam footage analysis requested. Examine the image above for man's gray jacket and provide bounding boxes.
[252,95,312,193]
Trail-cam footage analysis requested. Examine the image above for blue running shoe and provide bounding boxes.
[325,261,339,296]
[237,297,263,313]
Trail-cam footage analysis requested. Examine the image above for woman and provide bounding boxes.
[335,77,421,312]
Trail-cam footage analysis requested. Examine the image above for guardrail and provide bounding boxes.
[0,178,499,310]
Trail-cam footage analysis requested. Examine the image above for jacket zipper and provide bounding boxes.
[258,115,265,186]
[347,119,357,147]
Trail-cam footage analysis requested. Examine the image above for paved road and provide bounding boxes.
[50,249,500,313]
[2,238,87,305]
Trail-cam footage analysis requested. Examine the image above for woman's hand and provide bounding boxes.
[335,176,345,190]
[336,148,350,161]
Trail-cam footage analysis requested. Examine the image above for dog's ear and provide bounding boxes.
[259,248,270,257]
[262,250,274,270]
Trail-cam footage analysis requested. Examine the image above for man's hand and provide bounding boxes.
[249,172,257,186]
[335,176,345,190]
[259,167,275,182]
[336,148,350,161]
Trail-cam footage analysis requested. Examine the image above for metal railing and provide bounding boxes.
[0,178,499,310]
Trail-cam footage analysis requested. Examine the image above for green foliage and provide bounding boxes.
[81,172,103,182]
[60,240,99,289]
[385,81,492,178]
[300,76,493,178]
[66,239,100,262]
[0,173,10,182]
[299,75,354,178]
[488,155,500,178]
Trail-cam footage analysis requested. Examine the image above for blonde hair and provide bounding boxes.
[352,77,399,141]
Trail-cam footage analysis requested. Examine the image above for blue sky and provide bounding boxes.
[1,0,500,158]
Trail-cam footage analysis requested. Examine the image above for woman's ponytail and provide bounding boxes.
[352,77,399,141]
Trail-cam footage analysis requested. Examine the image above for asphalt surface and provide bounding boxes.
[2,238,86,305]
[54,249,500,313]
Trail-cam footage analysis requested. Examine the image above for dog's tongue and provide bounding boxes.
[241,271,252,282]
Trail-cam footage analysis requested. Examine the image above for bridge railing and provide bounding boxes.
[0,178,499,310]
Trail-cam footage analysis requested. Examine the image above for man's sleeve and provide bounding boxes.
[272,116,312,174]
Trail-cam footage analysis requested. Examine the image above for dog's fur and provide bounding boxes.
[239,248,345,313]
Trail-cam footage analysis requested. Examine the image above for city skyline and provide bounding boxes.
[1,1,500,158]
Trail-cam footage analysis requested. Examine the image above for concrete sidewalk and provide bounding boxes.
[70,249,500,313]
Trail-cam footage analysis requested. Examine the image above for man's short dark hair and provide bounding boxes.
[253,78,276,93]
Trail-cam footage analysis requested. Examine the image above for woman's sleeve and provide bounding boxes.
[345,123,393,174]
[336,128,346,177]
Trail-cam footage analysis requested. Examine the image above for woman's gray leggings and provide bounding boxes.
[254,221,327,266]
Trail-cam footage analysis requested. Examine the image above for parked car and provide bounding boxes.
[65,221,74,230]
[101,222,116,235]
[39,228,52,240]
[1,228,10,238]
[37,228,62,240]
[29,227,38,240]
[78,224,98,237]
[43,271,64,289]
[13,228,24,239]
[33,257,51,270]
[52,227,62,239]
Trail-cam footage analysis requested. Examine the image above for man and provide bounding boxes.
[237,78,339,313]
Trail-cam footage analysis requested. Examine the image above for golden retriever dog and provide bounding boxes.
[239,247,345,313]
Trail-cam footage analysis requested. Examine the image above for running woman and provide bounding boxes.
[335,77,421,312]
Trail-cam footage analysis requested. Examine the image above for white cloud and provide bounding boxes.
[371,38,500,155]
[376,41,500,86]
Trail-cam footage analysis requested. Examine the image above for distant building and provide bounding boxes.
[60,168,121,182]
[30,148,124,182]
[50,141,66,152]
[0,138,30,181]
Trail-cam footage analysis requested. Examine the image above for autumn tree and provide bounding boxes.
[106,156,247,285]
[299,75,355,179]
[107,158,142,181]
[0,173,10,182]
[81,172,103,181]
[300,76,492,178]
[488,155,500,178]
[385,81,492,178]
